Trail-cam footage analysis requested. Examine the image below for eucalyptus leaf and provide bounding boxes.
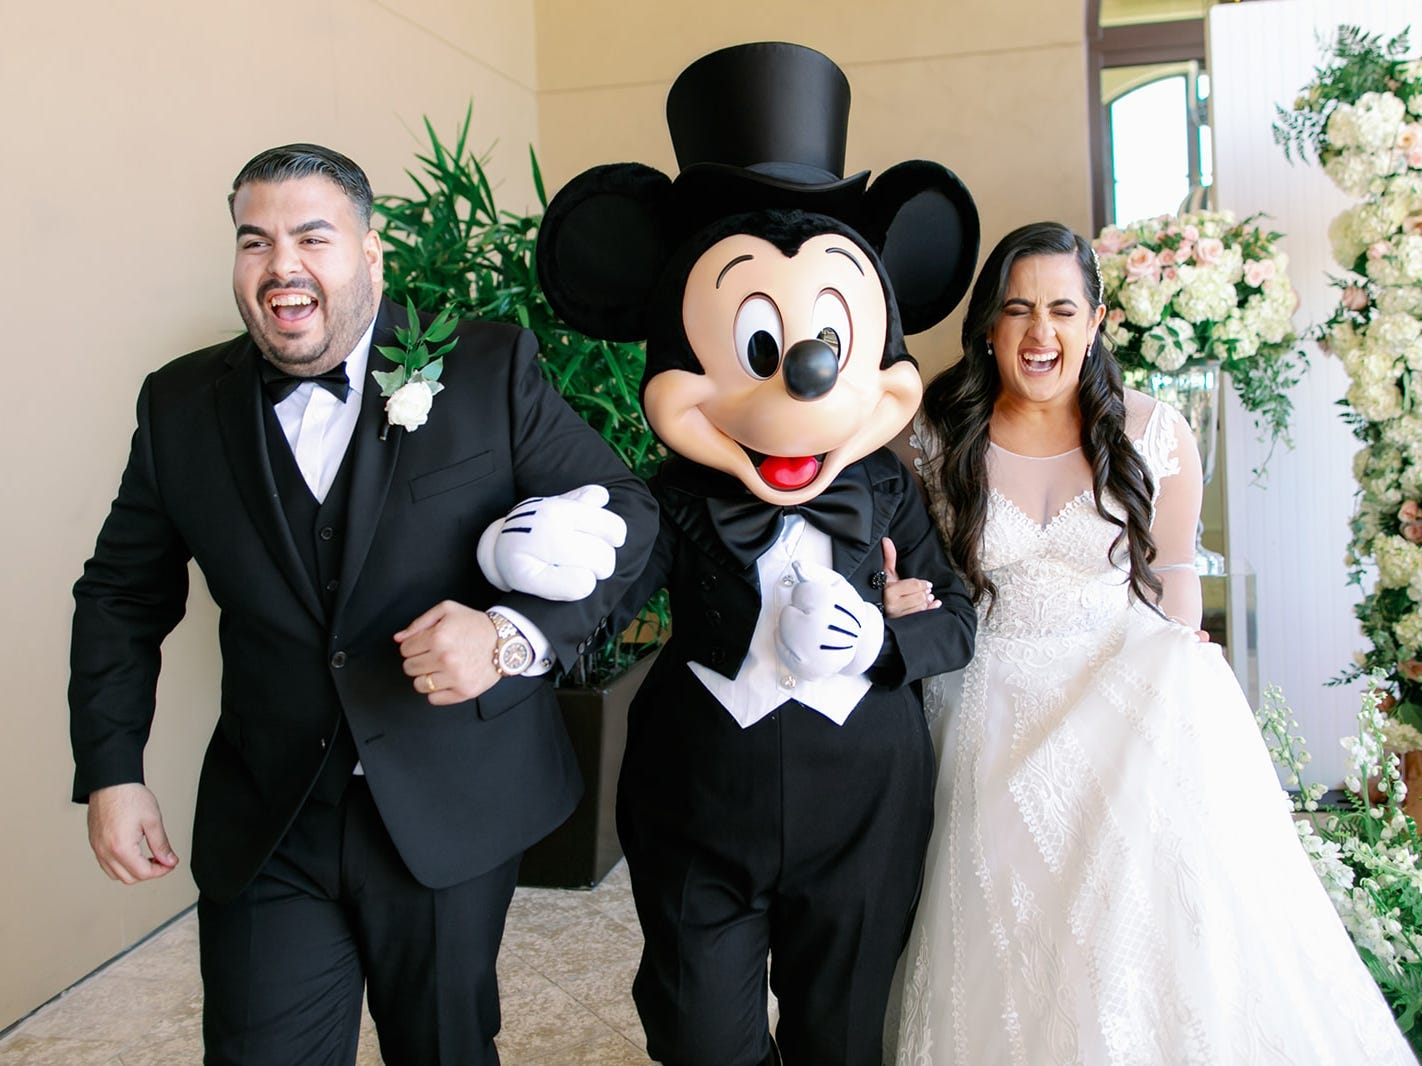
[371,368,407,395]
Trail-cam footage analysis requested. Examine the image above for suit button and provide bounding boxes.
[330,651,347,669]
[325,579,339,593]
[704,609,721,626]
[700,574,718,591]
[709,648,726,667]
[319,527,335,541]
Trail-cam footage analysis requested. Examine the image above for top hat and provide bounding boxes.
[665,41,870,225]
[535,42,979,343]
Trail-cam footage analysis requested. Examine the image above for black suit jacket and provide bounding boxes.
[69,299,658,903]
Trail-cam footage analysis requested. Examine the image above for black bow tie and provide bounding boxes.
[705,465,874,567]
[259,360,351,404]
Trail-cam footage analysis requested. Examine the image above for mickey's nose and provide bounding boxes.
[782,339,838,400]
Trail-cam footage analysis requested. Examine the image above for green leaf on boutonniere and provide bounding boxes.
[424,380,445,397]
[371,367,408,395]
[421,360,444,382]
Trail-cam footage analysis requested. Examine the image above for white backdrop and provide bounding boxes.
[1209,0,1417,786]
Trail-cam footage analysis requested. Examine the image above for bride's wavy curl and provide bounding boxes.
[922,221,1162,610]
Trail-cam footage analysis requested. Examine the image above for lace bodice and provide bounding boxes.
[911,394,1201,637]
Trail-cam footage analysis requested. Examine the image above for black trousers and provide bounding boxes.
[198,777,520,1066]
[619,695,935,1066]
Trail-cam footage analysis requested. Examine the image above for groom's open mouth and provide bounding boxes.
[741,445,826,491]
[268,291,320,326]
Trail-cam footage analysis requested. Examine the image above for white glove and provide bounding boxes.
[477,485,627,602]
[775,561,885,680]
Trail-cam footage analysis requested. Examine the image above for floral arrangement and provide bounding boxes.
[1093,210,1306,457]
[1256,680,1422,1047]
[1274,27,1422,730]
[373,299,458,434]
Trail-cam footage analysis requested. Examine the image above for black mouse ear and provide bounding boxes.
[536,163,675,342]
[861,160,980,335]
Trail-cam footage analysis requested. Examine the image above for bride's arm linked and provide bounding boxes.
[1146,400,1206,633]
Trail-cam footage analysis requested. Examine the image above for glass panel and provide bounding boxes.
[1109,74,1190,225]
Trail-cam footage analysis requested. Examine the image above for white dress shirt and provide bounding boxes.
[689,515,871,729]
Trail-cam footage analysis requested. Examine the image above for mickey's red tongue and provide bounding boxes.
[759,455,820,490]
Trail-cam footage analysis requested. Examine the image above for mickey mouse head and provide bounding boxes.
[537,42,980,505]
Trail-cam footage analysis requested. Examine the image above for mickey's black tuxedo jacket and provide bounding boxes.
[618,449,975,697]
[69,299,657,904]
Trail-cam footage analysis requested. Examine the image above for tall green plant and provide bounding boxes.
[375,106,667,685]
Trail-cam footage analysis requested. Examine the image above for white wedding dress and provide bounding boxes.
[890,394,1416,1065]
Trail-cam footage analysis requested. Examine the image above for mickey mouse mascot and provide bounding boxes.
[483,42,979,1066]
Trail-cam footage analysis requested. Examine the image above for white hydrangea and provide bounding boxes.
[1140,317,1198,371]
[1118,276,1174,328]
[1325,149,1394,198]
[1173,264,1237,322]
[1396,610,1422,649]
[1375,534,1422,589]
[1377,285,1422,316]
[1348,377,1406,422]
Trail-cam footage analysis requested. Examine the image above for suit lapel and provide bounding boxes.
[333,299,404,622]
[214,339,325,622]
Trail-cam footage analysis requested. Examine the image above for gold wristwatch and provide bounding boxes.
[487,610,534,678]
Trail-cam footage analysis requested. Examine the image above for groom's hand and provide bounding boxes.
[395,601,500,705]
[87,782,179,884]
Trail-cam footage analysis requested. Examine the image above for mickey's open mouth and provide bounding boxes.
[741,446,825,491]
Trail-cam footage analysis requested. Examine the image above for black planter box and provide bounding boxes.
[517,651,658,888]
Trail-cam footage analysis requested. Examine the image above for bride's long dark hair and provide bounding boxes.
[922,220,1161,609]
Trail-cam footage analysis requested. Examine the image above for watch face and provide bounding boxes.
[499,638,533,675]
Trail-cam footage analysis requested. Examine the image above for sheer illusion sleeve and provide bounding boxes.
[1133,395,1204,629]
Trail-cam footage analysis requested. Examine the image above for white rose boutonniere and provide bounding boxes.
[372,298,459,437]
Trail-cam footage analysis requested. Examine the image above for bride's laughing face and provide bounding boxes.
[989,253,1105,407]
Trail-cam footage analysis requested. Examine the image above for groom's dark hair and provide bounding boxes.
[228,143,374,228]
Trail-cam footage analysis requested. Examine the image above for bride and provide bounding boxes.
[886,221,1415,1064]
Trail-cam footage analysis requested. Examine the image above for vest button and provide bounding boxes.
[709,648,726,666]
[319,526,335,541]
[700,574,718,591]
[330,651,347,669]
[325,579,339,593]
[704,609,721,626]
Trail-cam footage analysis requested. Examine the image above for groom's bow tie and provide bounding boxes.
[706,467,873,567]
[259,360,351,404]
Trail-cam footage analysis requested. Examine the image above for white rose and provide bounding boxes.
[385,380,435,431]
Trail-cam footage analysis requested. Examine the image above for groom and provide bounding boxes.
[69,143,657,1065]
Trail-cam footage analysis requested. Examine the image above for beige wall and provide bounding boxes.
[0,0,540,1030]
[534,0,1095,377]
[2,0,1092,1031]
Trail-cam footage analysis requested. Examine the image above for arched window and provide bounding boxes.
[1105,64,1213,225]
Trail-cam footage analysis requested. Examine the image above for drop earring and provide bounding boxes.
[986,341,994,358]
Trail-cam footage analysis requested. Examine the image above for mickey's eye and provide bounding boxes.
[734,294,783,379]
[812,290,852,367]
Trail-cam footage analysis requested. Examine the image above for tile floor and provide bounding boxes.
[0,861,660,1065]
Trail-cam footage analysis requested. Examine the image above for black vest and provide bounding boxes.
[262,401,360,804]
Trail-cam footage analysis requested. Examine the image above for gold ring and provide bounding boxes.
[423,673,437,694]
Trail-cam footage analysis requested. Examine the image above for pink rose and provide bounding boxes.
[1398,124,1422,152]
[1162,266,1178,282]
[1243,259,1276,287]
[1107,308,1126,325]
[1175,241,1194,264]
[1402,520,1422,544]
[1342,284,1370,311]
[1401,500,1420,523]
[1403,214,1422,237]
[1409,142,1422,168]
[1181,225,1200,242]
[1124,245,1160,281]
[1194,237,1224,266]
[1095,226,1135,254]
[1158,249,1177,267]
[1368,241,1391,260]
[1401,659,1422,682]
